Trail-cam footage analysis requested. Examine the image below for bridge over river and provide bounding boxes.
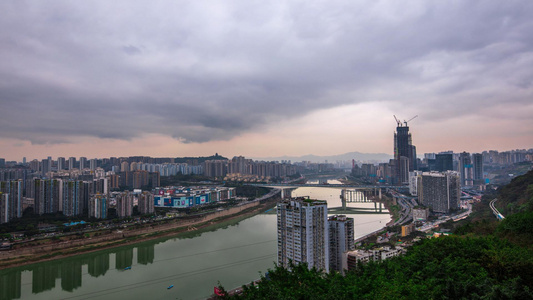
[249,183,400,189]
[253,184,388,214]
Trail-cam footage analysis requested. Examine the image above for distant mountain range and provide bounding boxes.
[250,151,392,163]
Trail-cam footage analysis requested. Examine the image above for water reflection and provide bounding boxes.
[137,244,155,265]
[61,260,82,292]
[88,252,109,278]
[0,214,259,300]
[0,269,21,300]
[0,242,156,300]
[115,248,134,270]
[32,264,58,293]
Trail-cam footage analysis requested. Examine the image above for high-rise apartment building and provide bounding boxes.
[277,198,329,272]
[68,157,76,170]
[29,159,39,172]
[34,179,62,215]
[121,161,130,172]
[409,171,423,196]
[138,192,154,215]
[89,159,97,171]
[57,157,66,171]
[417,171,461,213]
[204,160,228,178]
[472,153,483,183]
[89,194,107,219]
[0,193,8,223]
[62,180,82,217]
[79,157,87,170]
[328,215,354,273]
[116,192,134,218]
[228,156,252,174]
[0,180,23,222]
[41,158,52,177]
[459,152,473,186]
[435,154,453,172]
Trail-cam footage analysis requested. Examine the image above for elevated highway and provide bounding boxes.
[489,199,505,220]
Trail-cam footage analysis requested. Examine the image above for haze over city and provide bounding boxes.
[1,1,532,161]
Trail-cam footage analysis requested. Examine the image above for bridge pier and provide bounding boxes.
[340,188,384,213]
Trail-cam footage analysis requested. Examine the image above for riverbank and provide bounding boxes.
[379,194,399,226]
[0,198,279,269]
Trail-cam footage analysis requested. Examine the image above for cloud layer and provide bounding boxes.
[1,1,532,149]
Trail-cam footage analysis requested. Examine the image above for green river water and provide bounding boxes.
[0,186,390,300]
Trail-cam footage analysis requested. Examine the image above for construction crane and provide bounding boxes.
[393,115,401,127]
[404,115,418,127]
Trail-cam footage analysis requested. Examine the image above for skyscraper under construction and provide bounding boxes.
[394,116,417,184]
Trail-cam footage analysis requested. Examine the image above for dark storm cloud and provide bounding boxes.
[1,1,532,144]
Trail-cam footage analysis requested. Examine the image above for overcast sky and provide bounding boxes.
[1,1,532,161]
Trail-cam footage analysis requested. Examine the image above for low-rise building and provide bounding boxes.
[413,207,430,221]
[154,186,236,208]
[401,223,415,237]
[345,246,404,271]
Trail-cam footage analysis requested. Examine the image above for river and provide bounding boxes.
[0,185,390,300]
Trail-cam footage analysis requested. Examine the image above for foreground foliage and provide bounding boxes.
[221,236,533,299]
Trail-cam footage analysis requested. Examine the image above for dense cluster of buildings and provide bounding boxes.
[350,119,533,188]
[205,156,299,180]
[353,147,533,187]
[0,154,301,189]
[0,153,279,224]
[349,122,532,219]
[350,119,421,185]
[0,179,156,223]
[277,197,408,273]
[276,122,533,274]
[0,181,239,223]
[277,198,355,273]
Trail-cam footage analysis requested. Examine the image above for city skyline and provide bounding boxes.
[2,146,532,164]
[1,2,533,161]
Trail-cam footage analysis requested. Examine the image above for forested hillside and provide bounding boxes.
[497,169,533,215]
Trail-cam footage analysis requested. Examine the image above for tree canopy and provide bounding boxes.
[220,236,533,299]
